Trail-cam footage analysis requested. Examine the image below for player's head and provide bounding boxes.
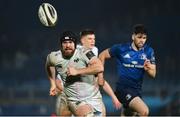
[60,31,77,58]
[132,24,147,49]
[80,29,95,49]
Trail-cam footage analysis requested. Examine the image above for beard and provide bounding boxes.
[135,42,144,50]
[62,48,75,59]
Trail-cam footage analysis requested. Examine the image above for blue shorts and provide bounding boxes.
[115,86,142,108]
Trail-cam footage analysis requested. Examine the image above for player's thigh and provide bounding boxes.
[76,102,106,117]
[75,103,93,116]
[129,96,149,116]
[56,94,72,116]
[59,106,72,116]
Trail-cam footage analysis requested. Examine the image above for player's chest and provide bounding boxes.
[120,51,147,65]
[55,56,86,73]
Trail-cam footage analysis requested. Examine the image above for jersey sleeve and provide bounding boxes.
[46,51,60,66]
[46,54,53,66]
[81,49,97,64]
[109,44,121,57]
[149,48,156,65]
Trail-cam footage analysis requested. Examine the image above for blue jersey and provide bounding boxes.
[109,43,156,90]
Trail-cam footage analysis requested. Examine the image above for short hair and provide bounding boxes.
[133,24,147,35]
[80,29,95,38]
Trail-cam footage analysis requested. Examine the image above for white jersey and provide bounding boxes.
[77,44,98,56]
[56,45,98,82]
[46,47,102,111]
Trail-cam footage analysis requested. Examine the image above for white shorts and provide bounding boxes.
[56,93,105,116]
[68,99,106,116]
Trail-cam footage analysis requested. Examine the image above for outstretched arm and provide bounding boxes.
[102,81,122,109]
[45,61,57,96]
[98,49,111,86]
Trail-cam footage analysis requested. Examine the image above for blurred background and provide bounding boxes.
[0,0,180,116]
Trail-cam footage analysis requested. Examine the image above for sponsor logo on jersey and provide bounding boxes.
[74,58,79,63]
[131,61,138,64]
[123,53,131,58]
[86,51,95,60]
[140,53,147,60]
[123,63,144,68]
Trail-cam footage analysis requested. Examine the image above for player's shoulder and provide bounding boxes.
[92,46,98,56]
[111,43,130,52]
[144,44,154,53]
[76,44,88,53]
[47,50,62,65]
[92,46,98,50]
[49,50,61,56]
[77,44,82,49]
[76,45,98,57]
[77,46,90,53]
[48,50,62,60]
[111,43,129,48]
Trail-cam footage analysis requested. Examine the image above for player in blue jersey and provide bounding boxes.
[98,24,156,116]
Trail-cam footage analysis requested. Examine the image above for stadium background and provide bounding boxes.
[0,0,179,115]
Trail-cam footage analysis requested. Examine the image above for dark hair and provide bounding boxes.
[60,31,77,47]
[80,29,95,38]
[133,24,147,35]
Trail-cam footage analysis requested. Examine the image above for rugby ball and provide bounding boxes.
[38,3,58,27]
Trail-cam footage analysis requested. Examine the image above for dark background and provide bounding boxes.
[0,0,179,115]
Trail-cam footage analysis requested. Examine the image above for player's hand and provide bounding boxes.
[112,97,122,110]
[49,85,57,96]
[144,59,153,71]
[67,66,78,76]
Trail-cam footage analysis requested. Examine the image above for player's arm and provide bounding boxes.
[97,48,112,86]
[55,75,64,92]
[67,50,104,76]
[144,59,156,78]
[45,55,57,96]
[67,57,103,76]
[102,81,122,109]
[99,48,111,65]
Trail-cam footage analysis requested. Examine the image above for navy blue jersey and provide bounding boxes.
[109,43,156,90]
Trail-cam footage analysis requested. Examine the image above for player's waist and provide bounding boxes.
[116,77,143,90]
[65,90,102,101]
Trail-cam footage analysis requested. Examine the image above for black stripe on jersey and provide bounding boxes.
[86,51,95,60]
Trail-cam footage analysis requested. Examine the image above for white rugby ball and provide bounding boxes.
[38,3,58,27]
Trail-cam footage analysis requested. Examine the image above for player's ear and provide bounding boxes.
[81,37,85,44]
[132,34,135,40]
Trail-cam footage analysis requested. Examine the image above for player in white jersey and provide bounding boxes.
[79,29,121,109]
[46,31,105,116]
[57,30,121,100]
[54,29,122,116]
